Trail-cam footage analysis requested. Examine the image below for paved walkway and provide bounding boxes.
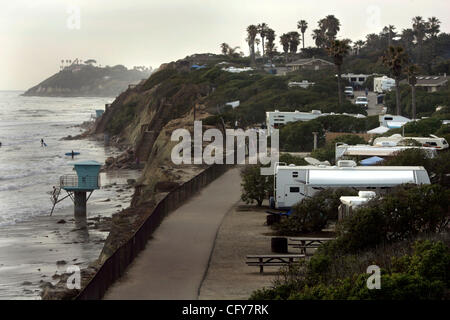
[104,167,242,300]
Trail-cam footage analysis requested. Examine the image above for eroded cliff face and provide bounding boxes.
[91,61,217,263]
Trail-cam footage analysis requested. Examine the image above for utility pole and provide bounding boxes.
[312,132,318,150]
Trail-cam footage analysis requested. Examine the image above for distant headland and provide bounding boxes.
[23,59,152,97]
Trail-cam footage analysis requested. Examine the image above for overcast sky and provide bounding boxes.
[1,0,449,90]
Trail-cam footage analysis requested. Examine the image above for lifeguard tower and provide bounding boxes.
[51,160,101,217]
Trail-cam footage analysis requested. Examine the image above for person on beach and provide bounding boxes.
[41,138,45,147]
[71,150,75,159]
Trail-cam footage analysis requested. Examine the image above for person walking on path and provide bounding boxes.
[365,87,369,97]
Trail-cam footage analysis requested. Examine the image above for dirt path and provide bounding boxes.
[198,202,277,300]
[103,167,242,300]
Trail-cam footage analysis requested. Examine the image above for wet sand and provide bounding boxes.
[0,169,140,299]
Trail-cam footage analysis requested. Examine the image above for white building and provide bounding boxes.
[266,110,366,135]
[288,80,315,88]
[341,73,370,87]
[271,162,430,209]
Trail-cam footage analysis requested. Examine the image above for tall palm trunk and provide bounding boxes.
[395,79,401,115]
[302,32,305,49]
[337,64,343,106]
[411,84,416,120]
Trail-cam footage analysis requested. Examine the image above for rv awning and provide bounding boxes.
[360,156,384,166]
[308,169,415,187]
[367,126,390,134]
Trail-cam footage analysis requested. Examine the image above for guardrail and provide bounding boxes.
[60,174,100,189]
[75,163,230,300]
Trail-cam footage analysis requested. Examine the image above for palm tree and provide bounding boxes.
[288,32,300,58]
[326,39,351,106]
[246,25,258,66]
[265,28,276,64]
[406,64,419,120]
[257,23,269,62]
[320,15,341,42]
[220,43,229,55]
[412,16,427,64]
[312,29,325,48]
[382,46,409,115]
[297,20,308,49]
[383,25,397,47]
[400,28,415,53]
[280,33,290,63]
[427,17,441,38]
[353,40,365,55]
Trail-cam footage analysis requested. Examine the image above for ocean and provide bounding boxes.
[0,91,138,299]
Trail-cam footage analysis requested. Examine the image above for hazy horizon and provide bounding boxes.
[2,0,449,90]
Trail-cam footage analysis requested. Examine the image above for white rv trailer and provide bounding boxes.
[266,110,366,135]
[272,162,430,209]
[373,134,449,150]
[378,114,412,128]
[374,76,396,93]
[335,143,438,161]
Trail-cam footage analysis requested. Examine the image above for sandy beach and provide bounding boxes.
[0,169,140,299]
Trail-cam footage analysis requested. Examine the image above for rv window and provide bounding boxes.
[358,77,365,82]
[351,77,357,82]
[292,172,298,178]
[290,187,300,193]
[425,142,437,146]
[384,117,393,120]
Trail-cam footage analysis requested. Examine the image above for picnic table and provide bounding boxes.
[288,237,334,255]
[246,254,305,273]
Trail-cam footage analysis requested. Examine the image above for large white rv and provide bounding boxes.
[374,76,396,93]
[266,110,366,135]
[272,162,430,209]
[335,143,438,161]
[373,134,449,150]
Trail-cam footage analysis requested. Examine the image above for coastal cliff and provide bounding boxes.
[23,64,151,97]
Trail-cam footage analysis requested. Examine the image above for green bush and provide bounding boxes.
[251,239,450,300]
[273,188,357,235]
[338,184,450,252]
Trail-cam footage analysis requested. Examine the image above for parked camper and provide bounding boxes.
[374,76,395,93]
[335,143,438,161]
[271,162,430,209]
[373,134,448,150]
[266,110,365,135]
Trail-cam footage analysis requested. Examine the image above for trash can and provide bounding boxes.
[266,214,280,226]
[271,237,288,253]
[377,94,384,104]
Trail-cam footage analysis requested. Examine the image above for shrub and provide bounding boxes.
[240,165,271,206]
[273,188,357,235]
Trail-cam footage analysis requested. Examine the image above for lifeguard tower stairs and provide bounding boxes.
[51,160,101,217]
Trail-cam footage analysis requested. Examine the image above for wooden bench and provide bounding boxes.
[246,254,305,273]
[288,237,334,255]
